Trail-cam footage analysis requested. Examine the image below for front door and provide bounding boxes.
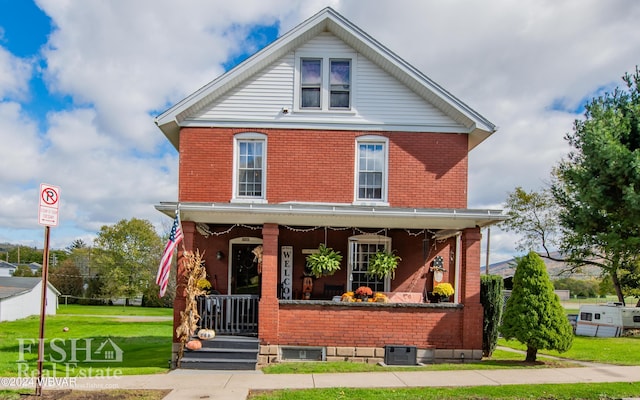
[230,242,262,295]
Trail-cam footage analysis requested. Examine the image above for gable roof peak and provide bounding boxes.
[155,7,496,151]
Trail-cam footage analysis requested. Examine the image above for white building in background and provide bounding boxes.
[0,277,60,322]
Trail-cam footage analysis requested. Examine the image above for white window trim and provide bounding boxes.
[348,234,392,292]
[353,135,389,206]
[294,52,357,113]
[232,132,268,204]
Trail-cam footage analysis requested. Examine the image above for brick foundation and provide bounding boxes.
[257,344,482,366]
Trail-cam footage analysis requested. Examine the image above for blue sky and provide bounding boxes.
[1,0,639,265]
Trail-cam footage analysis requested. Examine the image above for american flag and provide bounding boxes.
[156,212,183,297]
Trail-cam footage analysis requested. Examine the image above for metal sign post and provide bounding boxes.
[36,184,60,396]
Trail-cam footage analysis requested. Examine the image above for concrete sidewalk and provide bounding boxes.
[5,365,640,400]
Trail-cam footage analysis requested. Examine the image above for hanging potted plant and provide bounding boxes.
[366,249,401,279]
[306,243,343,278]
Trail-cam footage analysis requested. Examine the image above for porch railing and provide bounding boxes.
[196,294,259,336]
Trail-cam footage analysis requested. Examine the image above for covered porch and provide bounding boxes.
[157,202,505,366]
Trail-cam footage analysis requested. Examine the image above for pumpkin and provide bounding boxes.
[197,329,216,340]
[185,339,202,350]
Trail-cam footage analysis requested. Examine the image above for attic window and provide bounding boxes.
[301,59,322,108]
[296,54,355,112]
[329,59,350,108]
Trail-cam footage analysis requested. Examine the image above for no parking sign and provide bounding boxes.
[38,183,60,227]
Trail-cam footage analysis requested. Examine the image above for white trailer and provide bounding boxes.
[575,303,640,337]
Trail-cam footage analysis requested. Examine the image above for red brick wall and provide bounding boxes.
[178,127,468,208]
[259,223,280,343]
[277,304,463,349]
[461,227,483,349]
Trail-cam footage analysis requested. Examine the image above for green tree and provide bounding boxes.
[67,239,88,251]
[65,242,95,292]
[49,259,83,301]
[480,275,504,357]
[552,277,599,298]
[12,265,35,277]
[502,187,560,255]
[552,68,640,305]
[8,246,42,264]
[500,252,573,362]
[93,218,163,305]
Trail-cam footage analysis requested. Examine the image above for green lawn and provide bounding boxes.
[248,382,640,400]
[499,336,640,365]
[0,311,172,376]
[57,304,173,317]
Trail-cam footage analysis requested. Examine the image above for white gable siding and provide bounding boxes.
[195,55,295,120]
[190,32,464,131]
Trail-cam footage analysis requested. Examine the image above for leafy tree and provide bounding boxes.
[598,274,615,297]
[12,265,35,277]
[618,261,640,302]
[552,68,640,305]
[65,244,95,288]
[67,239,88,251]
[500,252,573,362]
[83,273,105,305]
[49,259,83,301]
[502,187,560,255]
[8,246,42,264]
[552,277,599,298]
[93,218,163,305]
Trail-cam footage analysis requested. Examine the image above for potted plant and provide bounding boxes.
[306,244,343,278]
[354,286,373,301]
[433,282,454,302]
[366,249,401,279]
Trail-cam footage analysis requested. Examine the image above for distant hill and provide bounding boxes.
[482,252,601,280]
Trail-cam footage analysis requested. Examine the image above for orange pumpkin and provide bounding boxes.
[185,339,202,350]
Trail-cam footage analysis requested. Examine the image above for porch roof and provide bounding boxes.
[155,202,506,230]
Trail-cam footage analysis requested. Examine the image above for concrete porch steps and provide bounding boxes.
[180,335,259,370]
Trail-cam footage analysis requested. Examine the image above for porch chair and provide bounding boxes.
[322,284,345,300]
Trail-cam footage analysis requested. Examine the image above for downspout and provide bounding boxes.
[454,232,462,304]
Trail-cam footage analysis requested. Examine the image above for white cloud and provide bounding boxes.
[0,46,32,100]
[37,0,327,152]
[1,0,639,256]
[0,102,43,183]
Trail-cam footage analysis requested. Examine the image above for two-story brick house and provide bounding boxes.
[155,7,505,369]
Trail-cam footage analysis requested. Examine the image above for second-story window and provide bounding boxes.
[234,132,267,201]
[301,58,322,108]
[355,136,388,203]
[330,59,350,108]
[296,54,354,111]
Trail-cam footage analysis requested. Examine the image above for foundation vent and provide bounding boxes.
[280,346,325,361]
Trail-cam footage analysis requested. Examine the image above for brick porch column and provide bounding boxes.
[259,223,280,344]
[461,227,482,350]
[172,220,195,342]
